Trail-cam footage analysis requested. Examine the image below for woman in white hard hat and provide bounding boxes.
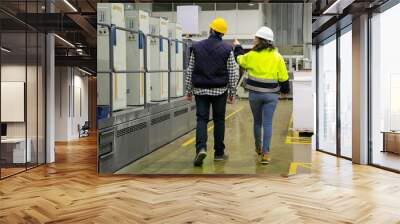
[233,26,289,164]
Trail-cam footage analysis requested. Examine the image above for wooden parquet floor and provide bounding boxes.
[1,135,400,223]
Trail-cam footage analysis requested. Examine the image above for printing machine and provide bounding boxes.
[97,98,196,174]
[149,17,169,102]
[168,23,184,98]
[125,9,151,106]
[97,5,195,174]
[97,3,127,111]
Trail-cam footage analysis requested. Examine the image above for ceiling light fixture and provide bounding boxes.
[323,0,342,14]
[54,34,75,48]
[76,48,85,55]
[63,0,78,12]
[1,47,11,53]
[322,0,352,15]
[78,67,93,76]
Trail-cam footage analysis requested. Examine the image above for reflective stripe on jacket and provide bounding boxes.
[235,46,289,93]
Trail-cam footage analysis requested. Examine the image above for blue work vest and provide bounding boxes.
[191,35,232,88]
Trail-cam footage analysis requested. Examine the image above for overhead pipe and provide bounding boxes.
[0,8,38,32]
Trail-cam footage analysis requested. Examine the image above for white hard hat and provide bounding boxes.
[255,26,274,42]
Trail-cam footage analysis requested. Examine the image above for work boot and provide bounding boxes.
[214,153,229,161]
[194,149,207,166]
[260,153,271,164]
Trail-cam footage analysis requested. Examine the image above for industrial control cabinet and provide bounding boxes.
[293,71,314,132]
[97,3,127,111]
[125,9,151,106]
[149,17,169,102]
[171,105,190,140]
[149,110,171,152]
[168,23,184,98]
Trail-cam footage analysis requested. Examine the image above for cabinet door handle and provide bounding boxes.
[100,130,114,137]
[100,151,113,160]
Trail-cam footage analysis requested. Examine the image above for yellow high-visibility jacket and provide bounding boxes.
[236,48,289,93]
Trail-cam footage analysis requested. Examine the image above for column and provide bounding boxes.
[352,14,369,164]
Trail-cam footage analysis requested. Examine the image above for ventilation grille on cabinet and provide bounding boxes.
[151,114,171,125]
[116,122,147,138]
[174,108,188,117]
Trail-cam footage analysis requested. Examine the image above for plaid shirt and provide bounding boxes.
[185,52,239,96]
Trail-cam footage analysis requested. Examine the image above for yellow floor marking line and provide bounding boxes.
[287,162,312,176]
[181,106,244,147]
[285,137,312,145]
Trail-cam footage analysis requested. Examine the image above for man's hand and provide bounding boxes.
[185,93,193,102]
[227,95,235,104]
[232,39,241,47]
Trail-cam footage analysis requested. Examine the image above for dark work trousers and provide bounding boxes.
[195,92,227,156]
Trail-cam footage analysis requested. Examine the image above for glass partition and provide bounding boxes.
[1,31,28,177]
[27,31,38,169]
[37,32,45,165]
[97,4,189,117]
[317,36,337,154]
[0,1,46,179]
[339,28,352,158]
[370,3,400,171]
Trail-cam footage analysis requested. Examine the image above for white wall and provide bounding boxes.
[72,73,89,138]
[152,7,264,47]
[1,65,26,140]
[55,67,89,141]
[1,63,46,164]
[1,65,37,138]
[55,67,69,141]
[1,64,26,81]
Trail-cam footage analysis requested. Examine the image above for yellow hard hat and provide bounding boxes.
[210,18,227,34]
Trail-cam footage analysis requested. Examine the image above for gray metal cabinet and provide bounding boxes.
[98,128,117,174]
[149,110,172,152]
[171,105,190,140]
[114,117,149,171]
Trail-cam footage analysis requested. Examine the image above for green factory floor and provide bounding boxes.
[116,99,311,175]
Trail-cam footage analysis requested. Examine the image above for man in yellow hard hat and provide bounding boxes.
[185,18,239,166]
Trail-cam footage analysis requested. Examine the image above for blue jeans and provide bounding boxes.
[249,91,279,154]
[195,92,227,156]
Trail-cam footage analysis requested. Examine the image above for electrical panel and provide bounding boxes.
[97,3,127,111]
[149,17,169,102]
[125,9,151,106]
[168,23,184,98]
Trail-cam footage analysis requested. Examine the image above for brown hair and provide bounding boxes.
[253,38,275,52]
